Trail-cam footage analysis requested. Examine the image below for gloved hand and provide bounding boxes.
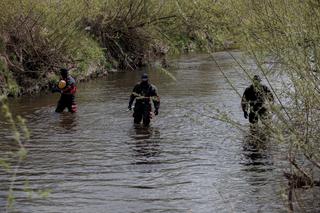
[128,105,132,111]
[154,109,159,116]
[244,111,248,119]
[51,86,61,93]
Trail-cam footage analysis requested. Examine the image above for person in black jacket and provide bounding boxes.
[241,75,274,124]
[128,73,160,126]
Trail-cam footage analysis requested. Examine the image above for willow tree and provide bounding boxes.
[226,0,320,210]
[179,0,320,210]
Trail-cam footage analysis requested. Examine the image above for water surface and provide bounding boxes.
[0,52,290,212]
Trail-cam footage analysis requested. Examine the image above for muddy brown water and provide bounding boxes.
[0,52,295,212]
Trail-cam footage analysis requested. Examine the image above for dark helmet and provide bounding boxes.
[60,68,68,78]
[253,75,262,82]
[141,73,148,81]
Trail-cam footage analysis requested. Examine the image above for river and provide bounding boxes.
[0,52,290,212]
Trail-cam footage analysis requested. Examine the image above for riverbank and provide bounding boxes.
[0,57,108,96]
[0,51,169,97]
[0,1,236,97]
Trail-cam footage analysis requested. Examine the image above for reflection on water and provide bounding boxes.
[242,126,270,165]
[0,52,292,213]
[129,125,161,165]
[241,126,273,175]
[130,125,157,140]
[57,113,78,131]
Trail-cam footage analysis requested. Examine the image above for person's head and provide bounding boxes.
[252,75,262,85]
[60,68,69,79]
[141,73,149,84]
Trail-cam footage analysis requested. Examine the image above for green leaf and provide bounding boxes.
[0,158,11,172]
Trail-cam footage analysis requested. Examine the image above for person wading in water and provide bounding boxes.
[128,73,160,126]
[241,75,274,124]
[55,68,77,113]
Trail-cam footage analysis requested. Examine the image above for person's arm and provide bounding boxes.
[151,86,160,115]
[61,84,74,94]
[241,88,249,119]
[51,82,61,93]
[264,86,274,103]
[128,84,138,110]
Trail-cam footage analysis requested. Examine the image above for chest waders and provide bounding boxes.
[55,76,77,113]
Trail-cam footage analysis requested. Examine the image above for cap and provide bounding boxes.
[141,73,148,81]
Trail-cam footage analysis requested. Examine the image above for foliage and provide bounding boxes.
[230,0,320,182]
[205,0,320,211]
[0,0,231,94]
[0,95,30,211]
[168,0,320,210]
[0,0,105,95]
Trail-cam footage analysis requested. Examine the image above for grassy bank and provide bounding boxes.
[0,0,233,96]
[0,0,106,96]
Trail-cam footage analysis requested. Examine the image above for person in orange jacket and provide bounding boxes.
[55,68,77,113]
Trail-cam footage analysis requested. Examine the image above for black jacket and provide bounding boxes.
[241,84,274,112]
[129,82,160,110]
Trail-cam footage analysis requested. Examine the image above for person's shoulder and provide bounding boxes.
[134,82,141,87]
[133,82,140,90]
[150,84,158,91]
[245,85,253,92]
[68,76,76,83]
[261,84,271,91]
